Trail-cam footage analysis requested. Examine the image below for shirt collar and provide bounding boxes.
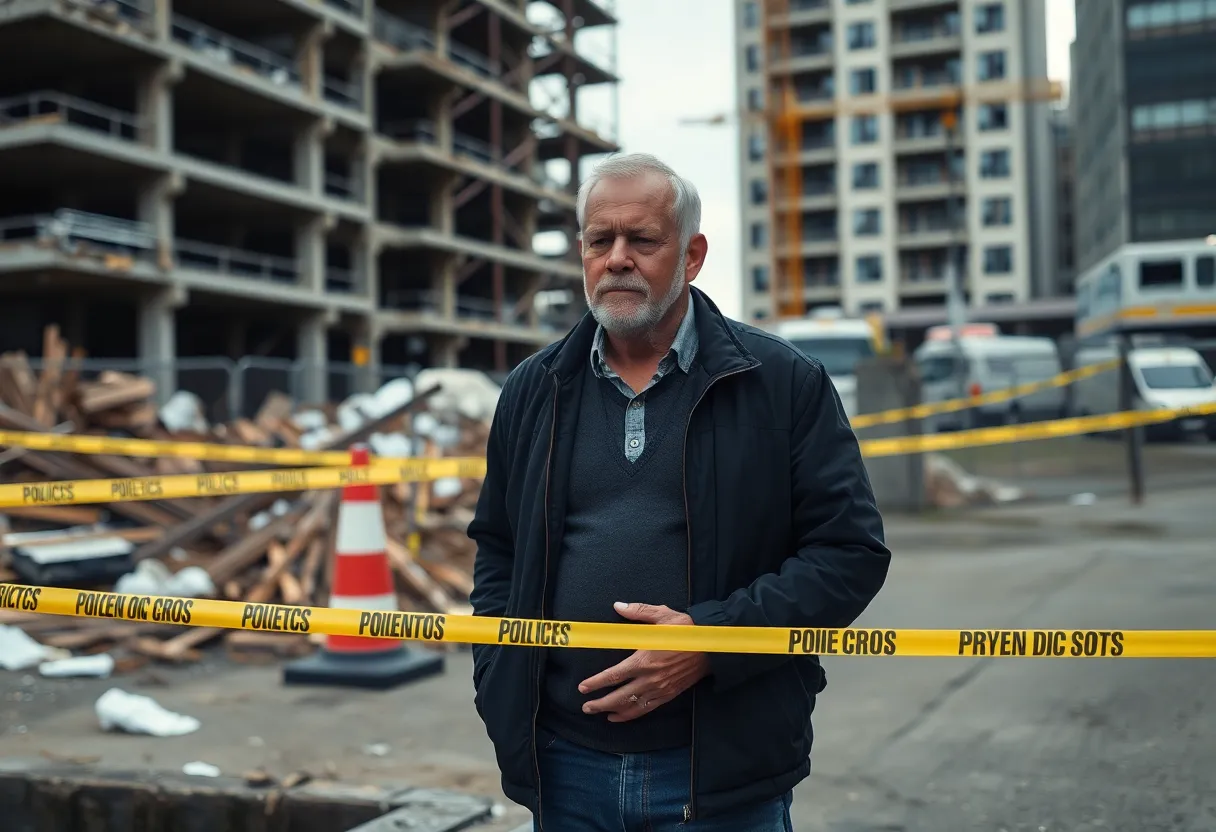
[590,293,699,376]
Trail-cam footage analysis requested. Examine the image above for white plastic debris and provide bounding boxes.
[414,368,501,421]
[270,499,291,517]
[182,761,221,777]
[430,424,461,448]
[362,742,390,757]
[40,653,115,678]
[432,477,463,499]
[114,561,215,598]
[291,409,329,431]
[159,391,209,434]
[248,511,272,532]
[0,624,60,671]
[368,432,414,459]
[412,412,440,437]
[1069,492,1097,506]
[370,378,415,418]
[298,427,336,450]
[337,393,377,432]
[96,688,200,737]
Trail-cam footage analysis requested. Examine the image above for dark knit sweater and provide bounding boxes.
[538,366,701,753]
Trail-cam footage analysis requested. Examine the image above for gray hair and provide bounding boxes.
[575,153,702,250]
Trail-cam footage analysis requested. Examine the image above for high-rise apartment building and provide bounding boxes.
[1071,0,1216,277]
[735,0,1053,324]
[0,0,617,405]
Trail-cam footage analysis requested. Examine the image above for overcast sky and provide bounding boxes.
[573,0,1078,319]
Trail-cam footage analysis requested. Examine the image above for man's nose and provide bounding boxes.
[605,237,631,271]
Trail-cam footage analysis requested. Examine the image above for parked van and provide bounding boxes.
[1072,344,1216,440]
[912,324,1065,431]
[770,308,879,419]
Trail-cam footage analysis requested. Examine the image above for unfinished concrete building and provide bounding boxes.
[0,0,619,407]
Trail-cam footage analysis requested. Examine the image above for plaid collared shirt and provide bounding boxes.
[589,297,699,463]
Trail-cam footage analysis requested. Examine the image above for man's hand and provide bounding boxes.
[578,602,710,723]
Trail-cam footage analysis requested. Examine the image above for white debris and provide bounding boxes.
[337,393,377,432]
[369,433,415,458]
[182,761,222,777]
[0,624,61,671]
[114,561,215,598]
[159,391,209,433]
[362,742,390,757]
[291,409,329,431]
[370,377,415,417]
[248,511,272,531]
[430,424,461,448]
[298,427,336,450]
[40,653,115,678]
[432,477,463,499]
[1069,492,1097,506]
[923,453,1025,508]
[412,412,440,437]
[96,688,201,737]
[413,369,501,422]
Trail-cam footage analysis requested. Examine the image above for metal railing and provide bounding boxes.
[326,266,358,293]
[324,171,363,201]
[322,75,364,109]
[171,15,301,88]
[323,0,364,16]
[174,239,299,284]
[0,210,156,254]
[372,10,436,52]
[894,20,962,43]
[453,132,495,164]
[382,289,531,326]
[893,71,963,91]
[380,118,438,143]
[64,0,152,24]
[0,92,144,141]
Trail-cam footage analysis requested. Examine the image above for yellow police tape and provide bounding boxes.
[851,359,1120,429]
[3,584,1214,658]
[859,400,1216,458]
[0,430,355,467]
[0,458,487,510]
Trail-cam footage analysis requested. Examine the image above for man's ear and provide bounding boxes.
[684,233,708,283]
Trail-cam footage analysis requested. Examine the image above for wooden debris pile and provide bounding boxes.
[0,327,497,671]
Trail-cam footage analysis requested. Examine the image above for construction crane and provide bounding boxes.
[683,0,1064,322]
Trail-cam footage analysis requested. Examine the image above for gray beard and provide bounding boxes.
[585,259,687,338]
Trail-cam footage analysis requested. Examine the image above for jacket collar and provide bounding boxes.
[543,285,759,384]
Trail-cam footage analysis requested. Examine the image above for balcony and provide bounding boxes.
[322,75,364,111]
[895,170,959,201]
[891,67,962,111]
[770,44,833,74]
[0,210,156,261]
[175,239,299,285]
[897,218,964,248]
[778,182,838,211]
[171,15,302,90]
[777,230,839,258]
[0,92,144,144]
[893,124,951,154]
[890,20,962,59]
[372,10,494,78]
[768,0,832,27]
[889,0,959,11]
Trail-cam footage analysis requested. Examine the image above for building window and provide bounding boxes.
[747,88,764,112]
[980,149,1011,178]
[1131,98,1215,132]
[982,196,1013,226]
[978,102,1008,131]
[747,131,766,162]
[745,44,761,73]
[754,308,769,320]
[851,114,879,144]
[751,265,770,293]
[976,2,1005,33]
[1128,0,1212,29]
[858,300,884,313]
[750,178,768,205]
[850,68,876,95]
[983,245,1013,274]
[986,292,1015,304]
[978,50,1006,81]
[856,255,883,283]
[847,21,876,50]
[1197,256,1215,287]
[853,208,881,236]
[743,0,759,28]
[750,222,767,249]
[852,162,880,189]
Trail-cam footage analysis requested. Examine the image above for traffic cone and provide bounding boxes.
[283,443,445,689]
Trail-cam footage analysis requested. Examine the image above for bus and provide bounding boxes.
[770,308,881,419]
[1074,238,1216,345]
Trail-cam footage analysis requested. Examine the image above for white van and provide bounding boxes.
[912,325,1065,431]
[1072,344,1216,440]
[770,309,878,419]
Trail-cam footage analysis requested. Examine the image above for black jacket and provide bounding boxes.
[467,287,890,823]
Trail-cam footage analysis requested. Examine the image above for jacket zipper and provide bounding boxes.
[532,374,560,832]
[680,363,754,824]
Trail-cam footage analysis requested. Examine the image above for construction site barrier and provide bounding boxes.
[0,430,354,467]
[3,584,1213,658]
[2,400,1213,508]
[850,359,1120,429]
[0,458,487,509]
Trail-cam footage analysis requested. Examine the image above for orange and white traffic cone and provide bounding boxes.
[283,443,445,689]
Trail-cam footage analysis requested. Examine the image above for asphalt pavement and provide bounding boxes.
[2,488,1214,831]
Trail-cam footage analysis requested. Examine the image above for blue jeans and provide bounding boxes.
[533,734,794,831]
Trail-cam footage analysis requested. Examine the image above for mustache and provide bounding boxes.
[595,274,650,296]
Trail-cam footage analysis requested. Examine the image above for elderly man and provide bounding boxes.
[468,153,890,830]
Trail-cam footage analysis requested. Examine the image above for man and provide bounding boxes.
[468,153,890,830]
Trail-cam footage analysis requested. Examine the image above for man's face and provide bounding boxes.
[580,172,690,337]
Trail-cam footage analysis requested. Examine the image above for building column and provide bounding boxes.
[434,335,462,369]
[297,313,329,405]
[429,170,457,235]
[295,215,328,292]
[296,22,331,100]
[294,119,329,196]
[353,316,382,394]
[138,286,186,406]
[435,256,458,318]
[152,0,171,40]
[137,59,182,154]
[137,172,183,271]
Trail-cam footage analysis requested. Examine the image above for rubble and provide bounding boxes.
[923,453,1026,508]
[0,326,497,671]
